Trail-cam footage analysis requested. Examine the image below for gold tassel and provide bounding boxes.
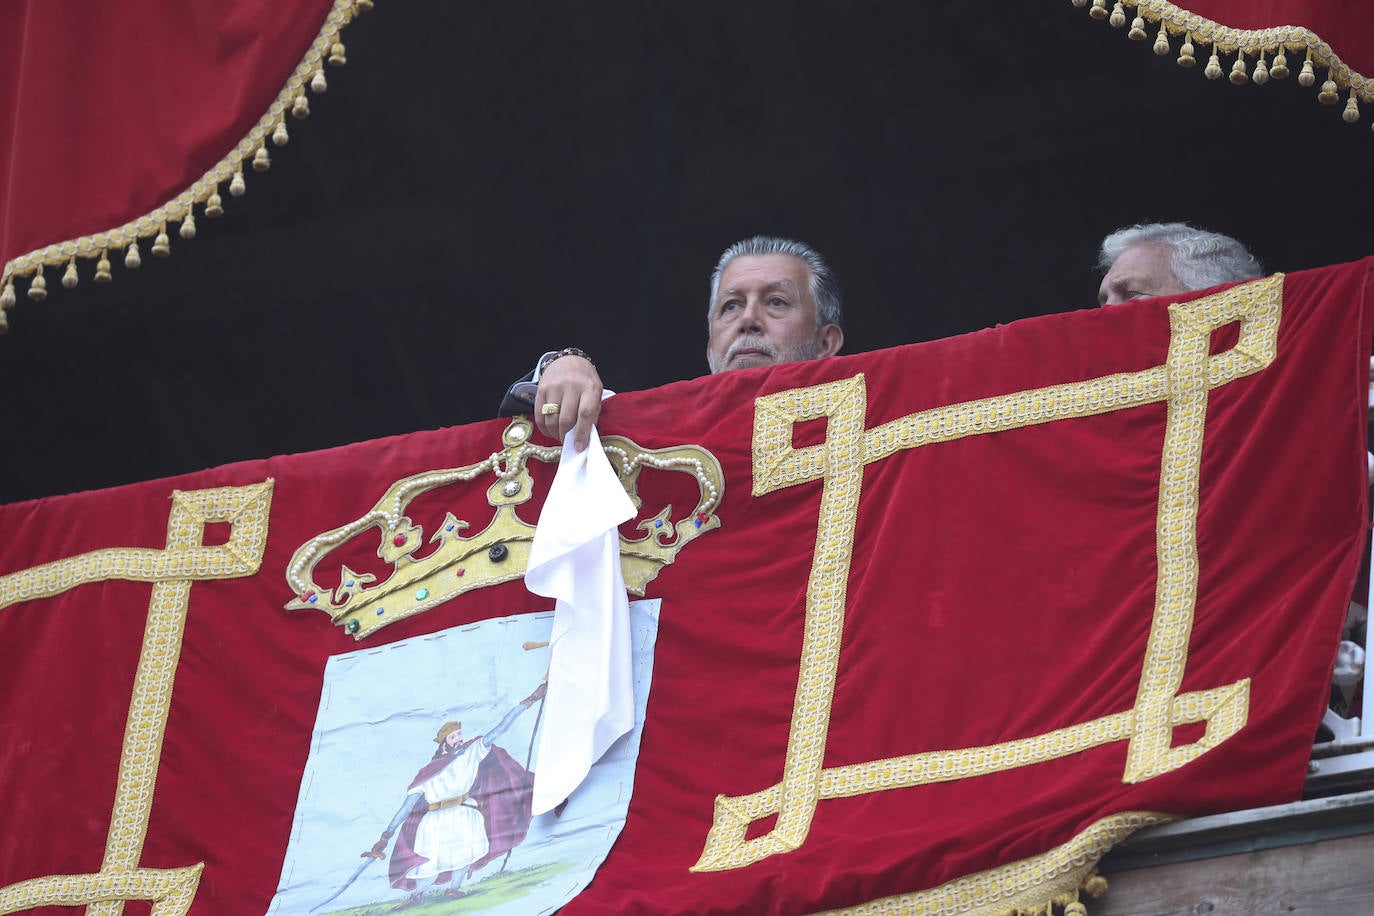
[328,41,346,67]
[1298,51,1315,87]
[1344,93,1360,123]
[180,211,197,239]
[229,168,247,197]
[27,267,47,302]
[1070,0,1088,7]
[205,191,224,218]
[1272,49,1289,79]
[1319,74,1339,104]
[0,281,14,309]
[1177,33,1196,68]
[61,257,78,289]
[1065,903,1088,916]
[0,305,7,332]
[152,224,171,257]
[1253,53,1270,85]
[1108,2,1126,28]
[253,144,271,172]
[1229,53,1248,85]
[292,92,311,119]
[94,250,112,283]
[1083,873,1109,897]
[272,120,289,146]
[311,68,328,93]
[1152,25,1169,56]
[1204,48,1223,80]
[355,0,373,11]
[1128,16,1147,40]
[1089,0,1108,21]
[125,241,142,269]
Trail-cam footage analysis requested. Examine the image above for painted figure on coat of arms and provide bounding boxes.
[362,685,546,910]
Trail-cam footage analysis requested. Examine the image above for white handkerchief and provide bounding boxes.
[525,426,637,815]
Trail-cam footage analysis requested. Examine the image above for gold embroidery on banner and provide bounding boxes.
[0,866,204,916]
[809,813,1173,916]
[745,374,868,861]
[284,417,724,640]
[694,276,1281,877]
[0,481,273,916]
[0,485,273,606]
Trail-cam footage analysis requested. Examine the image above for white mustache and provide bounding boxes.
[724,335,777,363]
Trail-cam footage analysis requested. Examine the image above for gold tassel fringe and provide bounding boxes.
[1072,1,1374,127]
[986,869,1111,916]
[0,0,373,332]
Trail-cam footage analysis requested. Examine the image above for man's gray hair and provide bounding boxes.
[1098,222,1263,292]
[707,236,844,330]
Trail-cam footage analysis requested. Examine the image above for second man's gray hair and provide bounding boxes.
[1099,222,1263,292]
[707,235,844,330]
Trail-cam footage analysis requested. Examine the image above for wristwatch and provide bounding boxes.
[507,348,594,405]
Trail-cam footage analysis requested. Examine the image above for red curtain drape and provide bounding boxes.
[0,0,345,308]
[1,260,1369,914]
[0,1,1367,325]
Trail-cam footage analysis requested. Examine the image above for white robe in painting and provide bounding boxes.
[405,741,492,880]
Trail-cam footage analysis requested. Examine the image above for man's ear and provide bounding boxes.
[818,324,844,358]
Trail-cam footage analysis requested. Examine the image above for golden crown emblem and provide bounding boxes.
[284,417,724,639]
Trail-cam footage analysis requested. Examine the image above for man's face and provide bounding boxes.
[445,729,462,748]
[707,254,843,373]
[1098,242,1189,306]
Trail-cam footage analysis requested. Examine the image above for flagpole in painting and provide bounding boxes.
[501,639,552,872]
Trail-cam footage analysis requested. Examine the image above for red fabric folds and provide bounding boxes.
[0,259,1371,913]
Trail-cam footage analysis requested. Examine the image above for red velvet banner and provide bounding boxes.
[1,261,1371,914]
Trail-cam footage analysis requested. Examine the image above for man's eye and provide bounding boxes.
[720,301,741,312]
[768,297,788,308]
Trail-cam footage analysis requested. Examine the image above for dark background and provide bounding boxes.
[2,2,1370,505]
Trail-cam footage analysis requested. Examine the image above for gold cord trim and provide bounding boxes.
[0,0,371,319]
[1079,1,1374,119]
[0,865,205,916]
[694,276,1280,897]
[0,481,273,915]
[808,814,1169,916]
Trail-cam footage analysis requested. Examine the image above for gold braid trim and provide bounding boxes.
[0,0,373,324]
[808,813,1171,916]
[0,866,204,916]
[695,276,1281,912]
[0,481,272,916]
[1076,0,1374,122]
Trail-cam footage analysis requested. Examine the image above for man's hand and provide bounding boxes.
[535,355,602,452]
